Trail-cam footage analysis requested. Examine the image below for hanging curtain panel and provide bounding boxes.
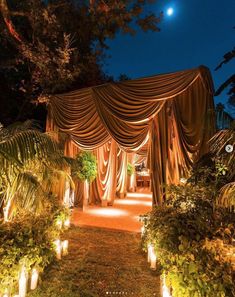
[90,139,118,205]
[47,66,215,205]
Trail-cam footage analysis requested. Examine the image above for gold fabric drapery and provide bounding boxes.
[47,66,215,205]
[90,139,118,205]
[116,148,128,198]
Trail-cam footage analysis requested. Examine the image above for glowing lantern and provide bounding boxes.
[62,240,69,256]
[162,275,172,297]
[141,226,145,237]
[19,266,27,297]
[150,250,157,270]
[30,268,39,290]
[54,239,62,260]
[147,243,154,263]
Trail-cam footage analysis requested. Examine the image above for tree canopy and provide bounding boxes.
[215,28,235,115]
[0,0,162,125]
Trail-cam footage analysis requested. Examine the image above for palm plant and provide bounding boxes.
[209,128,235,211]
[0,122,72,221]
[216,182,235,211]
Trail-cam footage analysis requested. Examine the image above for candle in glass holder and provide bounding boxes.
[19,267,27,297]
[150,250,157,270]
[162,275,171,297]
[54,239,62,260]
[64,218,70,228]
[62,240,69,256]
[147,243,154,263]
[141,226,145,237]
[30,268,39,290]
[2,290,9,297]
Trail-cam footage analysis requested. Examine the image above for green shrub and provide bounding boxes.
[0,204,69,295]
[72,151,97,183]
[127,163,135,176]
[142,187,235,297]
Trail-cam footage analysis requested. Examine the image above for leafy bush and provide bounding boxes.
[127,163,135,176]
[72,151,97,183]
[142,186,235,297]
[0,202,70,295]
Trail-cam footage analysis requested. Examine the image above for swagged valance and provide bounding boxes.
[46,65,215,205]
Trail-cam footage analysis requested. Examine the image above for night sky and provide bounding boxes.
[105,0,235,109]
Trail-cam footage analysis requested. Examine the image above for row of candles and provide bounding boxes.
[142,225,172,297]
[1,239,69,297]
[56,218,70,229]
[1,267,39,297]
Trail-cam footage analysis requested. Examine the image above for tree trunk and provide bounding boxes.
[83,179,89,210]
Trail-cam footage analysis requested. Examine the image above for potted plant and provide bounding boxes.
[73,151,97,209]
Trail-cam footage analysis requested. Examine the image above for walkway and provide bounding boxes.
[28,190,161,297]
[72,189,152,232]
[28,226,161,297]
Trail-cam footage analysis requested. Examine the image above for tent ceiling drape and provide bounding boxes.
[47,65,215,205]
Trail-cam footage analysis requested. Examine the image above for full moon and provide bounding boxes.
[166,7,174,16]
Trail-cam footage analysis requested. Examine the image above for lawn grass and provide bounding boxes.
[28,226,161,297]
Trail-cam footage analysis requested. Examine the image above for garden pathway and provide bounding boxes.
[28,190,161,297]
[71,188,152,233]
[28,226,161,297]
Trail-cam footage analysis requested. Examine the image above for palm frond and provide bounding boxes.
[216,182,235,211]
[0,130,60,165]
[6,172,46,213]
[209,129,235,179]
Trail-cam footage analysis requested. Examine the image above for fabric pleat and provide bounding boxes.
[46,66,215,205]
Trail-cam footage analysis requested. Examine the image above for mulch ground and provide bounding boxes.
[28,226,161,297]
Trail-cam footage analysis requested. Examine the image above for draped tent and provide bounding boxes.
[46,66,215,205]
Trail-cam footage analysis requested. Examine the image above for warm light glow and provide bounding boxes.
[30,268,39,290]
[87,208,128,217]
[162,275,172,297]
[180,177,187,184]
[54,239,62,260]
[147,243,154,263]
[64,218,70,228]
[150,251,157,270]
[62,240,69,256]
[56,219,62,229]
[127,192,152,199]
[64,180,70,207]
[19,266,27,297]
[3,200,11,222]
[115,199,152,207]
[141,226,145,237]
[2,292,9,297]
[167,7,174,16]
